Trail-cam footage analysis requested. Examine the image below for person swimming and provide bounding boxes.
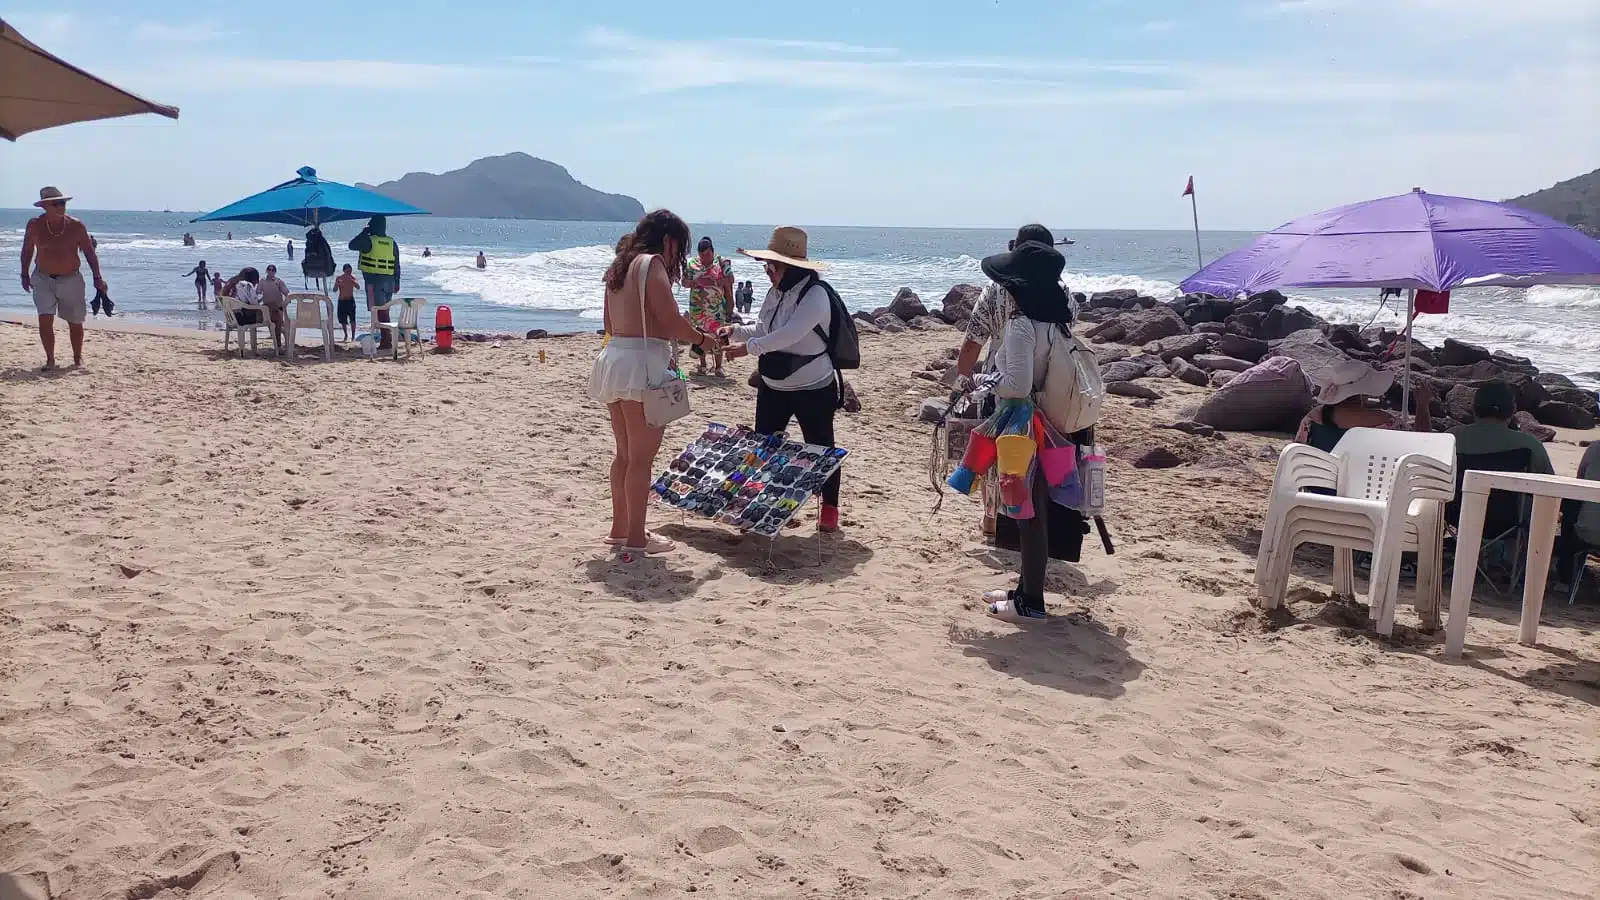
[476,251,487,269]
[422,247,432,258]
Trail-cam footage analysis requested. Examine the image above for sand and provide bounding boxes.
[0,317,1596,900]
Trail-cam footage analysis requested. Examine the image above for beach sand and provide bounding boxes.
[0,318,1596,899]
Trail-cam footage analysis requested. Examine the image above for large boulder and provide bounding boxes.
[1445,384,1477,423]
[1192,354,1254,373]
[1439,338,1492,368]
[1170,357,1210,387]
[887,288,928,322]
[1151,333,1211,362]
[1513,412,1557,442]
[1123,307,1190,345]
[1548,386,1599,416]
[1433,361,1504,382]
[1193,322,1228,335]
[1535,401,1597,430]
[1106,381,1161,400]
[940,284,982,322]
[1536,372,1578,390]
[1490,350,1538,375]
[1213,333,1269,363]
[1180,296,1236,327]
[1088,288,1139,309]
[1093,346,1131,365]
[1234,290,1288,317]
[1261,305,1329,341]
[1268,329,1370,399]
[1225,312,1266,338]
[1075,306,1116,324]
[908,315,952,331]
[853,316,883,335]
[873,315,907,334]
[1194,356,1314,432]
[1101,359,1152,383]
[1210,371,1237,389]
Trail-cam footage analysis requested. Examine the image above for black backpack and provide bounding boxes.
[805,275,860,371]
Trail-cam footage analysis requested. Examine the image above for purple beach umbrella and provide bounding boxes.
[1181,188,1600,297]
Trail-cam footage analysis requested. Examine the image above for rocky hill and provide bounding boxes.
[1506,167,1599,234]
[359,153,645,222]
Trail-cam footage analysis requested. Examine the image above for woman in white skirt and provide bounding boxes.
[590,210,720,557]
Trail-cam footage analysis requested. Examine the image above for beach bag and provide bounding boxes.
[301,227,335,279]
[635,254,691,427]
[1035,325,1104,434]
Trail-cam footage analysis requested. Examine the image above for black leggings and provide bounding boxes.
[755,381,841,506]
[1015,469,1050,607]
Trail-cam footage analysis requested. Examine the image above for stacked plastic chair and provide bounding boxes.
[1256,428,1457,635]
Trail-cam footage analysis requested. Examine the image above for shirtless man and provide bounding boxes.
[20,187,106,369]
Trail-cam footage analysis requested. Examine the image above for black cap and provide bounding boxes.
[698,237,714,251]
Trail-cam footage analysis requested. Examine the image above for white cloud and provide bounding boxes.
[118,57,521,92]
[1250,0,1597,27]
[4,11,82,48]
[134,21,236,42]
[581,28,1476,109]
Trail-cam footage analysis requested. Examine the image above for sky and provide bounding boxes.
[2,0,1596,229]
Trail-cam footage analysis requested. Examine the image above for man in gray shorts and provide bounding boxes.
[20,186,107,370]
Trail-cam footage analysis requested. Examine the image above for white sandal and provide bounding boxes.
[618,535,677,557]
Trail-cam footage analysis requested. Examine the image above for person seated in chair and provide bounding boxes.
[1448,381,1552,475]
[1296,366,1432,452]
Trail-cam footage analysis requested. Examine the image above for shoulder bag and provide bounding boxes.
[635,254,692,428]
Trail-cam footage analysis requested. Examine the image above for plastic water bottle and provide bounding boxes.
[359,332,376,359]
[1079,445,1106,516]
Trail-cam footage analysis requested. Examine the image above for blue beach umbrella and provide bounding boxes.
[192,166,426,227]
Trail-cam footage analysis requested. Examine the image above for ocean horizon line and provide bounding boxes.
[0,208,1263,234]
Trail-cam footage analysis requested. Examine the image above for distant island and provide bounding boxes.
[359,152,645,222]
[1506,167,1599,234]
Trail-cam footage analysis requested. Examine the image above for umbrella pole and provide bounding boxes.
[1401,289,1415,429]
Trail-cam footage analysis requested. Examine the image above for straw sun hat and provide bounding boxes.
[737,226,827,271]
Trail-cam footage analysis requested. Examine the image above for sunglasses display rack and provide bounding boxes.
[652,423,848,538]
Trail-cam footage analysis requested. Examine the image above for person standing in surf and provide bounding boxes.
[184,260,210,305]
[685,237,736,377]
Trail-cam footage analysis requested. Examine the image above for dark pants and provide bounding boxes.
[1014,470,1050,608]
[755,381,841,506]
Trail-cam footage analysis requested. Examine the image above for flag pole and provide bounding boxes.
[1188,186,1204,270]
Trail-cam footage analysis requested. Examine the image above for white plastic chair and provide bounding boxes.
[218,295,271,358]
[287,293,335,362]
[374,297,427,360]
[1255,428,1457,635]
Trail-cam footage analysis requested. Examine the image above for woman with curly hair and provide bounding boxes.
[590,210,721,558]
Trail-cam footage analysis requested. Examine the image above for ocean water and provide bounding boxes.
[3,210,1597,382]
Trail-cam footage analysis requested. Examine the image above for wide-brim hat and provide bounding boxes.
[980,240,1065,286]
[34,186,71,207]
[1308,360,1397,406]
[738,226,827,271]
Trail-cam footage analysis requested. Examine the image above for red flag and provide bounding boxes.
[1414,289,1450,314]
[1182,176,1194,197]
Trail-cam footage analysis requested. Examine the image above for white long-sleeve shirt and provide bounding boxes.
[990,316,1055,401]
[732,279,836,391]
